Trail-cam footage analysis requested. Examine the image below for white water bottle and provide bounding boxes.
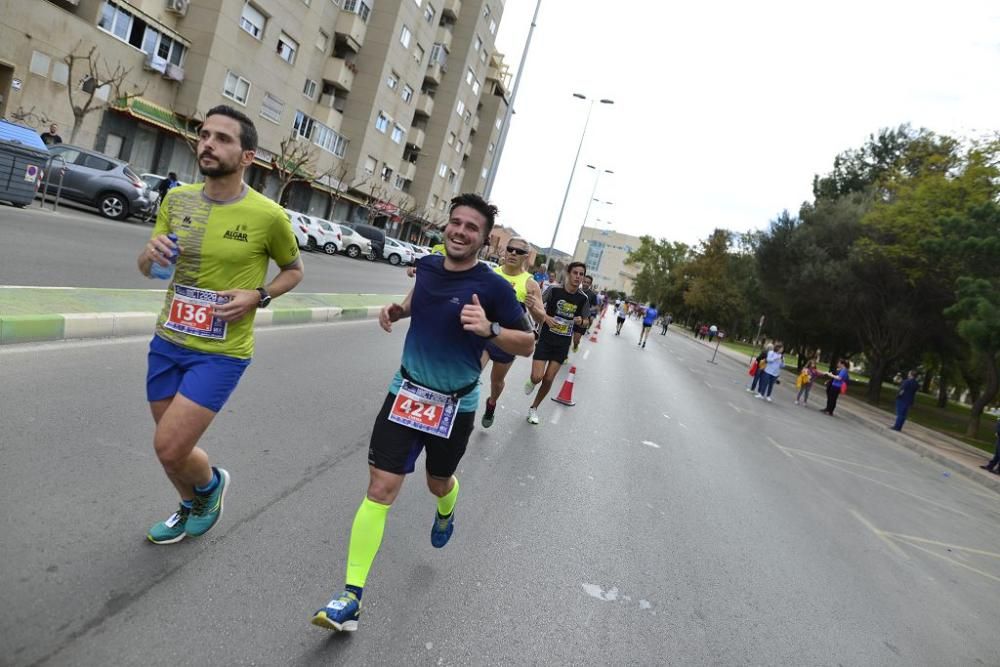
[150,233,179,280]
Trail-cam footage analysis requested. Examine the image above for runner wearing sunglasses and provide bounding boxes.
[480,237,545,428]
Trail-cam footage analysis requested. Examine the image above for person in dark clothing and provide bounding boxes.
[980,419,1000,474]
[891,370,920,431]
[821,359,850,416]
[40,123,63,146]
[157,172,180,200]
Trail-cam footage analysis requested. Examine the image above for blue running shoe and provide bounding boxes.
[311,591,361,632]
[430,511,454,548]
[185,467,230,537]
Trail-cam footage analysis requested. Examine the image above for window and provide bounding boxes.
[293,110,315,139]
[391,124,406,144]
[364,156,377,175]
[472,80,480,95]
[394,174,407,190]
[399,25,412,49]
[447,169,456,184]
[29,51,50,77]
[375,112,390,133]
[424,3,435,23]
[481,166,489,179]
[386,71,399,90]
[414,44,425,64]
[488,141,495,153]
[496,117,503,129]
[380,165,393,182]
[223,71,251,105]
[429,43,446,65]
[483,4,490,18]
[401,84,414,103]
[316,29,329,52]
[456,99,465,116]
[51,61,69,85]
[440,199,447,211]
[260,93,284,123]
[480,49,487,64]
[277,32,298,64]
[314,123,348,156]
[83,154,115,171]
[473,34,482,51]
[466,68,475,85]
[303,78,318,99]
[240,3,266,39]
[438,162,448,177]
[455,139,463,154]
[489,19,496,34]
[412,0,421,5]
[432,195,439,207]
[446,132,455,146]
[343,0,371,21]
[99,1,187,65]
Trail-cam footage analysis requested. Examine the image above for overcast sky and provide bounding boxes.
[489,0,1000,254]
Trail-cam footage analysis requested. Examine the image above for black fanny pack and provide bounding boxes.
[400,366,478,399]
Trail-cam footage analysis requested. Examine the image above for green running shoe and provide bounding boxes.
[185,467,230,537]
[481,399,496,428]
[147,504,190,544]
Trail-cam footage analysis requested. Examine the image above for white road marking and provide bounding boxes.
[767,436,794,458]
[850,510,910,561]
[880,533,1000,559]
[889,536,1000,583]
[642,440,661,448]
[728,402,744,414]
[550,409,562,424]
[583,349,591,360]
[678,423,689,430]
[662,414,671,420]
[704,381,714,389]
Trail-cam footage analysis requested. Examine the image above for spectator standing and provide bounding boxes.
[746,343,772,393]
[891,370,920,431]
[39,123,63,146]
[708,324,718,342]
[755,343,784,402]
[794,360,820,405]
[980,418,1000,474]
[821,359,850,416]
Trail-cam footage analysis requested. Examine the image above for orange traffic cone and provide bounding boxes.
[551,366,578,406]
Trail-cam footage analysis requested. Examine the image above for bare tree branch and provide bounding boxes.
[64,41,147,144]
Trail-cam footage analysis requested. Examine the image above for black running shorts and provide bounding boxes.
[533,336,571,364]
[368,393,476,477]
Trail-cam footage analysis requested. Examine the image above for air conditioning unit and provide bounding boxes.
[163,64,185,82]
[166,0,189,16]
[143,54,168,74]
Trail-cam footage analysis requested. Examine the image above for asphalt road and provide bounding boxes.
[1,316,999,666]
[0,203,414,295]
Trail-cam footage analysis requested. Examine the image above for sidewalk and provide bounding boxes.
[0,287,401,345]
[675,327,1000,495]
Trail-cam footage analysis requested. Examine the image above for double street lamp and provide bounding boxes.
[544,93,614,268]
[581,164,614,228]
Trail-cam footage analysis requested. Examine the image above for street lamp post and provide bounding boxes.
[544,93,613,270]
[580,164,613,229]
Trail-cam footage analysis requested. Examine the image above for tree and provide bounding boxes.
[683,229,751,333]
[64,42,146,144]
[274,134,320,204]
[625,236,691,316]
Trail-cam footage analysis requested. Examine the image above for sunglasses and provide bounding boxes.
[505,247,529,256]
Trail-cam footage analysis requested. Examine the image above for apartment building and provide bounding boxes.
[0,0,509,234]
[572,225,641,294]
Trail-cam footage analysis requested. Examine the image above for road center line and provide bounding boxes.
[583,349,591,360]
[889,536,1000,583]
[766,436,794,458]
[550,410,562,425]
[879,533,1000,559]
[779,446,907,476]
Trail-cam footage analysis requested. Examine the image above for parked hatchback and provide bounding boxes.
[40,144,152,220]
[285,210,341,255]
[342,222,385,261]
[383,237,415,266]
[336,223,374,259]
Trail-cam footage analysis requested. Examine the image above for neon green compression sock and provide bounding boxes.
[344,497,391,589]
[436,476,459,517]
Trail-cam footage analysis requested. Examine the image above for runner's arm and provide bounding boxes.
[138,234,177,277]
[214,258,304,322]
[380,287,414,332]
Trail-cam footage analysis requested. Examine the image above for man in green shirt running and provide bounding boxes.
[138,105,303,545]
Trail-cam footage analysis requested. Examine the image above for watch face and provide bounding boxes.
[491,322,501,337]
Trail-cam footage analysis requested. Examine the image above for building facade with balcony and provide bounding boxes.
[1,0,506,233]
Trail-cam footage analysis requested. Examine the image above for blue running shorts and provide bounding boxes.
[146,335,251,412]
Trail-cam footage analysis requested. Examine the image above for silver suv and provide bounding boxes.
[41,144,153,220]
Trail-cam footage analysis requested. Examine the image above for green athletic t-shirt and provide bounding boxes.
[151,184,299,359]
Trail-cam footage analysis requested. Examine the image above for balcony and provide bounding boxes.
[424,62,445,86]
[324,57,354,92]
[441,0,461,20]
[471,114,479,133]
[414,93,434,118]
[399,161,416,181]
[335,11,367,52]
[317,95,345,132]
[406,128,425,150]
[436,26,453,52]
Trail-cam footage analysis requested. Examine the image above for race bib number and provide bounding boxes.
[164,284,228,340]
[388,380,458,439]
[549,316,573,336]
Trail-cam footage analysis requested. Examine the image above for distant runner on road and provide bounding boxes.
[311,194,533,633]
[639,303,658,348]
[138,105,303,545]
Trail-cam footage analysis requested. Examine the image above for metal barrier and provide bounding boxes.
[38,154,67,212]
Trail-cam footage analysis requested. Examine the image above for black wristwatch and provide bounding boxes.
[486,322,501,339]
[256,287,272,309]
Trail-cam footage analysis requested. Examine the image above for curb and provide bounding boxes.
[0,305,385,345]
[676,327,999,495]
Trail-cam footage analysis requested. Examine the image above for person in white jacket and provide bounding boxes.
[755,343,784,402]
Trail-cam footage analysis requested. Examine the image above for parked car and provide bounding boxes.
[284,210,310,249]
[403,242,430,261]
[39,144,153,220]
[285,209,340,254]
[383,237,415,266]
[341,222,385,261]
[335,222,374,259]
[140,173,187,206]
